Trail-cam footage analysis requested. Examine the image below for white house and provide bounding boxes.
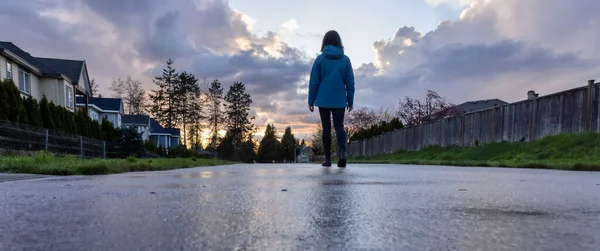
[121,115,180,149]
[122,115,151,141]
[76,97,124,128]
[149,118,180,149]
[0,41,92,111]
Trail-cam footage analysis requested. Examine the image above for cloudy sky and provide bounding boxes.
[2,0,599,140]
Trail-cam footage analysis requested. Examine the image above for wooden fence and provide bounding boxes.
[0,119,118,158]
[348,80,599,156]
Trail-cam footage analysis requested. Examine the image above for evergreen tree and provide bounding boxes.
[0,80,7,120]
[224,81,254,145]
[220,81,255,161]
[24,96,42,127]
[281,126,296,162]
[118,127,144,157]
[39,96,54,130]
[91,121,102,140]
[187,124,202,150]
[175,71,201,148]
[101,117,116,141]
[18,105,28,125]
[208,79,225,152]
[63,109,76,134]
[238,137,257,163]
[75,110,90,137]
[5,79,23,122]
[149,59,178,128]
[21,97,31,123]
[49,102,62,131]
[257,124,282,163]
[390,117,404,130]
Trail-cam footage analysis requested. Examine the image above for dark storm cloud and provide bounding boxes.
[136,11,197,61]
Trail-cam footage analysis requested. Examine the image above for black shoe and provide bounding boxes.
[337,159,347,168]
[322,160,331,167]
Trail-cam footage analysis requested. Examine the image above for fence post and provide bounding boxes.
[103,141,106,159]
[529,96,538,141]
[460,115,465,147]
[45,129,49,152]
[586,79,595,131]
[491,107,496,142]
[80,136,83,157]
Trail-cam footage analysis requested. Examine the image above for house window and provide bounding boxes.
[65,85,74,109]
[90,111,99,121]
[18,70,31,94]
[6,61,12,80]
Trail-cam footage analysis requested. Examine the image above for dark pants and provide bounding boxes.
[319,107,346,159]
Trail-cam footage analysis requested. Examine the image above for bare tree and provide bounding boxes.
[345,106,396,138]
[345,107,377,137]
[397,90,462,126]
[89,78,99,97]
[110,76,147,115]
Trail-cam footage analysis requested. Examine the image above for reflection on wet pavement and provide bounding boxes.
[0,164,599,250]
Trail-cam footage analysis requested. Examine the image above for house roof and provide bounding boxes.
[34,57,84,85]
[149,118,170,134]
[0,41,61,77]
[166,128,181,137]
[149,118,180,137]
[76,96,122,112]
[0,42,88,86]
[122,115,150,125]
[456,99,508,114]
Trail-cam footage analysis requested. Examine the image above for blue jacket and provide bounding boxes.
[308,45,355,108]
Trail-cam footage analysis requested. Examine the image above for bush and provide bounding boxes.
[126,156,138,163]
[0,79,120,142]
[350,117,404,142]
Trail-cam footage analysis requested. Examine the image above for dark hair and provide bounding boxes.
[321,30,343,52]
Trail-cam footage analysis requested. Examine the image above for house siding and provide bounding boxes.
[0,55,5,79]
[150,135,175,149]
[170,137,180,148]
[123,124,150,141]
[40,78,59,104]
[85,106,101,121]
[101,113,120,128]
[29,73,42,101]
[78,65,90,95]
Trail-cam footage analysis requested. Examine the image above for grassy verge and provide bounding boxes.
[0,152,234,175]
[350,132,600,171]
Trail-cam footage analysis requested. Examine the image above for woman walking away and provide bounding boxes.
[308,30,355,168]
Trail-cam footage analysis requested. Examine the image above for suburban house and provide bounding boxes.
[0,41,91,111]
[122,115,180,149]
[427,98,509,122]
[76,97,124,128]
[456,99,509,114]
[149,118,180,149]
[122,115,152,141]
[297,146,314,163]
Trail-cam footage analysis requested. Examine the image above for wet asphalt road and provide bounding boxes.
[1,164,599,251]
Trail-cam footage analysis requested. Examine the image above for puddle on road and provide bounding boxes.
[453,207,551,217]
[161,183,203,189]
[45,177,95,182]
[320,180,436,186]
[174,171,245,179]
